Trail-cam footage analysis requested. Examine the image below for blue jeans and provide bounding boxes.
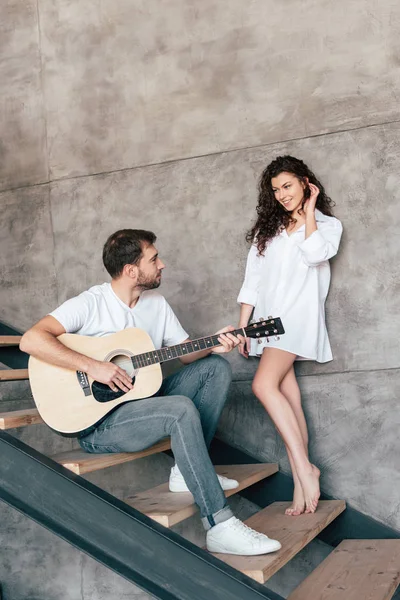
[79,355,234,527]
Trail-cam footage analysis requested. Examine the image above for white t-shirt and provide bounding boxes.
[50,283,189,350]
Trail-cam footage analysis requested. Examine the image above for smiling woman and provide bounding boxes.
[248,155,336,254]
[237,155,343,518]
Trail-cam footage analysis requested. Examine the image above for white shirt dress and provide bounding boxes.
[237,209,343,362]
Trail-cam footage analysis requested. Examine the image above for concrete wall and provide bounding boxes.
[1,0,400,598]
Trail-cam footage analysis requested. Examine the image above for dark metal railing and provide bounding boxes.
[0,431,284,600]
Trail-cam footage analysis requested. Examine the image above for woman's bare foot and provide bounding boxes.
[299,464,320,513]
[285,484,306,516]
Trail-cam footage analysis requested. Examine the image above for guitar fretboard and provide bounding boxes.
[131,328,245,370]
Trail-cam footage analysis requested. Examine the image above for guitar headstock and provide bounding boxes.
[243,317,285,340]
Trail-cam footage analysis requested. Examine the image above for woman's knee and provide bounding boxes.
[252,377,278,402]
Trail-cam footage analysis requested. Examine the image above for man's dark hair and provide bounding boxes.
[103,229,157,278]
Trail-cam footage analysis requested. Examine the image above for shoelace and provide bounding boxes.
[231,518,269,541]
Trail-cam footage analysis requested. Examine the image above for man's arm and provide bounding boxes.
[179,326,243,365]
[20,316,133,393]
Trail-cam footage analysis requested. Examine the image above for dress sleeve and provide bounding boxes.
[237,244,263,306]
[297,218,343,267]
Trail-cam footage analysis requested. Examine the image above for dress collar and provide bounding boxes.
[315,209,330,222]
[278,209,330,237]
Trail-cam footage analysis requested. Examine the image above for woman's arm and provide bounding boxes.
[237,243,263,358]
[299,183,343,266]
[239,303,254,328]
[237,243,263,306]
[298,219,343,266]
[238,303,254,358]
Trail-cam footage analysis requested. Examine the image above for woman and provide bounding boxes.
[238,155,342,515]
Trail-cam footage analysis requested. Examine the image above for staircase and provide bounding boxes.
[1,333,399,600]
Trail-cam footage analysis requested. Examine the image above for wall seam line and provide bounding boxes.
[232,364,400,383]
[1,117,400,195]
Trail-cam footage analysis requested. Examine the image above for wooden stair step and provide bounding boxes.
[0,408,43,429]
[52,438,171,474]
[0,336,22,347]
[125,463,278,527]
[0,369,29,381]
[211,500,346,584]
[288,539,400,600]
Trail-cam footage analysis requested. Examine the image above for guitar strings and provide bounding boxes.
[110,323,276,374]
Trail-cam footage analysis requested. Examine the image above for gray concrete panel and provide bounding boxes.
[0,512,84,600]
[50,122,400,375]
[39,0,400,180]
[0,186,58,330]
[0,429,172,600]
[80,557,153,600]
[218,367,400,531]
[0,0,47,191]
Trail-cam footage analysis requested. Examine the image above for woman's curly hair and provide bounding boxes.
[247,155,335,254]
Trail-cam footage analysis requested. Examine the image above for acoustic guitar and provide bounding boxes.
[28,317,284,435]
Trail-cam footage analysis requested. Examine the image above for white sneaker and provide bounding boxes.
[206,516,281,555]
[169,464,239,493]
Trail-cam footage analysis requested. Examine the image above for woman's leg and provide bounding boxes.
[252,348,320,513]
[280,366,309,515]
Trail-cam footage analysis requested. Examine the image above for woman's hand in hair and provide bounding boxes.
[303,183,319,216]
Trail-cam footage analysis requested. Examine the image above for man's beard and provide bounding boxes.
[137,270,162,291]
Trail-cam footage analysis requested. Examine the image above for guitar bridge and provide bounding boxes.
[76,371,92,397]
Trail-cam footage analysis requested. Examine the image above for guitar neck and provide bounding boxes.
[131,328,245,369]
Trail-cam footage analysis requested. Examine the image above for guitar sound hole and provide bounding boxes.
[91,353,136,403]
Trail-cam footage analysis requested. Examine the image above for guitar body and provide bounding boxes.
[29,328,163,435]
[28,317,285,436]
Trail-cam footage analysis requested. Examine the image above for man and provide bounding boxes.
[21,229,281,556]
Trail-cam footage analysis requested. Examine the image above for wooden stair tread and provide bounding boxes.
[52,438,171,474]
[288,539,400,600]
[0,369,29,381]
[0,336,22,346]
[211,500,346,584]
[125,463,278,527]
[0,408,43,429]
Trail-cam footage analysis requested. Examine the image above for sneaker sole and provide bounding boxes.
[169,483,191,493]
[169,481,240,493]
[206,541,282,555]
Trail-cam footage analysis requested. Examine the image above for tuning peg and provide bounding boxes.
[258,317,265,322]
[249,319,255,324]
[268,315,273,319]
[274,336,280,341]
